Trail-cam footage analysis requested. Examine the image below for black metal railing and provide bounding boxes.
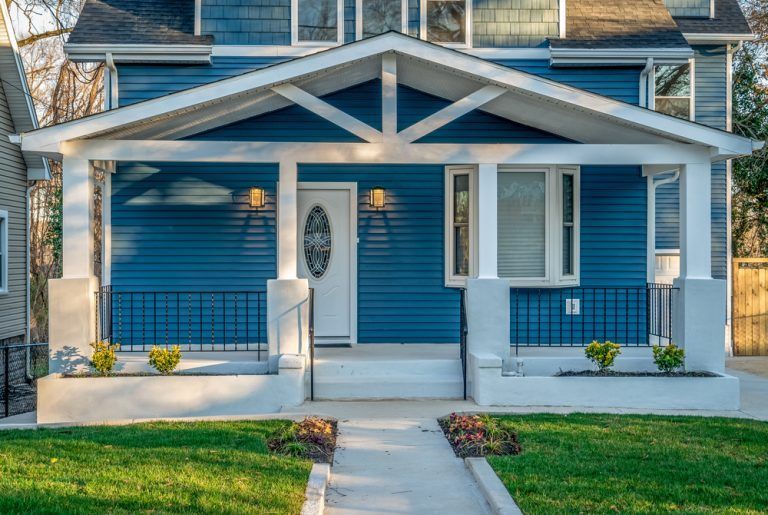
[459,288,468,400]
[510,284,677,354]
[309,288,315,401]
[95,287,266,356]
[1,343,48,419]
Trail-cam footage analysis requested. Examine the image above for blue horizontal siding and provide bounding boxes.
[299,164,460,343]
[110,162,278,344]
[511,165,648,344]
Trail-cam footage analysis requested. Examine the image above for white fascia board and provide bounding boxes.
[64,44,212,63]
[214,44,553,59]
[683,33,756,44]
[22,33,757,156]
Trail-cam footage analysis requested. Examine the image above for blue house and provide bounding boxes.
[15,0,765,419]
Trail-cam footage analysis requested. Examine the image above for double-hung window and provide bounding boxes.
[497,166,579,287]
[357,0,407,38]
[293,0,344,45]
[421,0,470,46]
[445,166,579,287]
[0,210,7,294]
[654,62,694,120]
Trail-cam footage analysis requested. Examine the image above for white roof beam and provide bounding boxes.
[398,85,507,143]
[272,83,382,143]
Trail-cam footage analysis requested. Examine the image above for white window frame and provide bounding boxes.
[0,210,8,295]
[292,0,345,47]
[445,165,477,287]
[496,165,580,288]
[654,58,696,122]
[419,0,472,48]
[356,0,408,40]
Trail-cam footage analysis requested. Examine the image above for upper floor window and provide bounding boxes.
[655,63,694,121]
[357,0,407,38]
[421,0,470,47]
[293,0,344,45]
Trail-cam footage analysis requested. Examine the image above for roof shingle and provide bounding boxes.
[68,0,212,46]
[672,0,752,36]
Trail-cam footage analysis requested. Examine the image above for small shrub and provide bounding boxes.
[653,343,685,373]
[439,413,521,458]
[585,340,621,372]
[90,341,119,376]
[148,345,182,375]
[269,417,337,463]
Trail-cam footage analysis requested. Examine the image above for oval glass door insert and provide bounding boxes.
[303,205,332,279]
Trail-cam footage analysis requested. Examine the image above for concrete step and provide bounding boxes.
[310,358,465,400]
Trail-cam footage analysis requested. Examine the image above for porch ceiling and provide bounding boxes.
[16,32,760,158]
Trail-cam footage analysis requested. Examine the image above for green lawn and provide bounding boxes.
[488,414,768,514]
[0,420,312,514]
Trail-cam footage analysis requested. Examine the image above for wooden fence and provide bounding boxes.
[733,258,768,356]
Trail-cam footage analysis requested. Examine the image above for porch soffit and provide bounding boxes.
[17,32,759,157]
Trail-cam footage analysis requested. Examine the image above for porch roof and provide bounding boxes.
[14,32,761,160]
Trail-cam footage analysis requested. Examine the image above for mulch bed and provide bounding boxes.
[555,370,719,377]
[269,417,338,464]
[439,413,521,458]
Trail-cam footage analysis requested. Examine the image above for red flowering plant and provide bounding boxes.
[438,413,521,458]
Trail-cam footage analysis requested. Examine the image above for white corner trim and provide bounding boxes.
[194,0,202,35]
[272,83,383,142]
[0,209,8,294]
[559,0,566,39]
[399,85,506,143]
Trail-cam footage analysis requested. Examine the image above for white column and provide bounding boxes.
[103,171,112,284]
[477,163,498,278]
[62,157,94,278]
[672,161,727,373]
[278,160,298,279]
[381,53,397,140]
[679,162,712,280]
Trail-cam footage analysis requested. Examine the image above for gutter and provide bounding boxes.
[683,33,757,45]
[64,43,212,64]
[25,182,33,343]
[550,46,693,66]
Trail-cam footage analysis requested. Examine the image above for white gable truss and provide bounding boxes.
[15,32,761,165]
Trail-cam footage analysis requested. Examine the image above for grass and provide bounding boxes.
[488,414,768,514]
[0,420,312,514]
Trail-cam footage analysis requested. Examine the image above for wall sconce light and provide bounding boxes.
[249,187,265,208]
[369,186,386,209]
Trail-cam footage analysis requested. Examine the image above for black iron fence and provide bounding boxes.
[510,283,677,352]
[95,287,267,356]
[0,343,48,419]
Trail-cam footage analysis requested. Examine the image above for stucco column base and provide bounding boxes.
[466,278,510,362]
[267,278,310,373]
[672,277,726,373]
[48,276,98,374]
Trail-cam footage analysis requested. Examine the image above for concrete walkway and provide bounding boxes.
[323,416,491,514]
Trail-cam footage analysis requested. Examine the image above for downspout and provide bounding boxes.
[105,52,118,110]
[25,182,33,343]
[639,57,654,108]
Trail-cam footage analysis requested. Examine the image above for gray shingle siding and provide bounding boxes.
[473,0,559,48]
[201,0,290,45]
[664,0,709,18]
[0,79,28,341]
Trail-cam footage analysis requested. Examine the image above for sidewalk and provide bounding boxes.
[324,416,491,514]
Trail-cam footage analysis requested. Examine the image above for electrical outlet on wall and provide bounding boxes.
[565,298,580,315]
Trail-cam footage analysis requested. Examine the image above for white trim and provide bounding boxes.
[64,44,213,63]
[381,53,398,138]
[278,161,299,279]
[297,181,358,345]
[726,43,734,351]
[103,172,112,284]
[476,163,498,278]
[559,0,566,39]
[556,166,579,284]
[291,0,345,46]
[445,165,476,287]
[399,85,506,143]
[355,0,408,40]
[420,0,472,48]
[646,169,680,282]
[709,0,715,19]
[21,34,759,157]
[211,45,550,59]
[272,83,383,142]
[683,33,756,44]
[550,47,693,66]
[690,57,696,122]
[194,0,202,35]
[0,209,8,294]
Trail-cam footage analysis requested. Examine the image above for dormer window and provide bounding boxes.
[293,0,345,45]
[357,0,407,38]
[421,0,470,47]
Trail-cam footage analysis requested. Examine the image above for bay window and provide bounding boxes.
[445,165,579,288]
[421,0,470,46]
[655,62,694,120]
[357,0,407,38]
[293,0,344,45]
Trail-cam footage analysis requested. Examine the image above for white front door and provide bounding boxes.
[298,185,356,343]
